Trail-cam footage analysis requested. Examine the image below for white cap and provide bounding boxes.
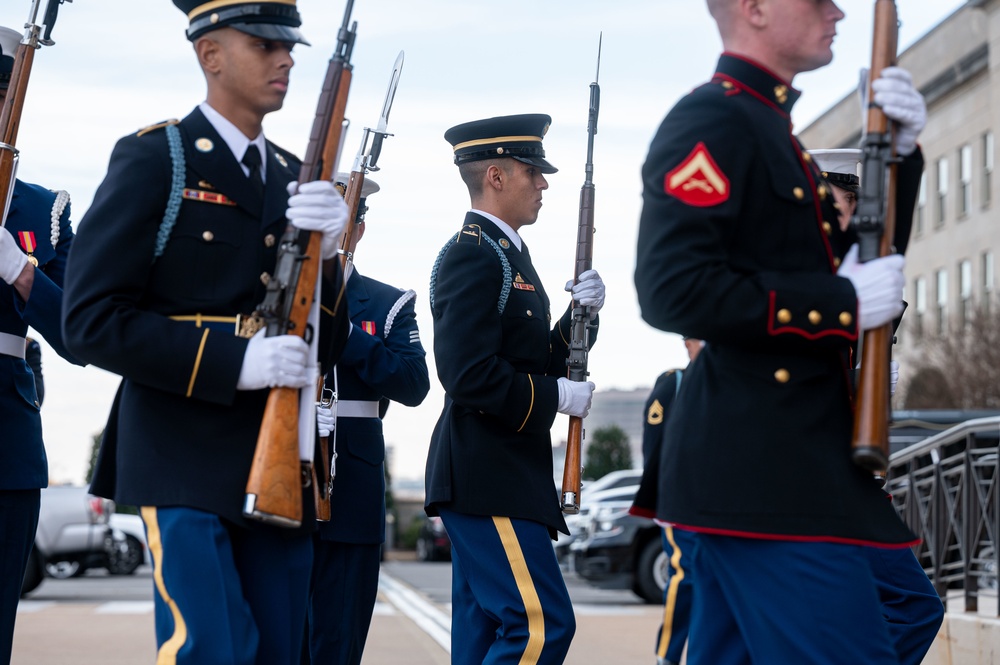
[0,27,20,59]
[333,172,380,198]
[808,148,861,178]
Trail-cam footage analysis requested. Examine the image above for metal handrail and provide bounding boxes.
[885,415,1000,614]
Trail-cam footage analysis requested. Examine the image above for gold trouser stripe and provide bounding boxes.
[517,375,535,433]
[188,0,295,19]
[185,329,210,398]
[492,517,546,664]
[142,507,189,665]
[453,135,543,152]
[657,526,686,660]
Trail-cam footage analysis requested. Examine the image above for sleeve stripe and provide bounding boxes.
[517,375,535,433]
[185,329,210,398]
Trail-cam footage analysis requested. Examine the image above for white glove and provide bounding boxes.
[285,180,349,260]
[316,405,335,438]
[889,360,899,398]
[556,377,595,418]
[236,330,311,390]
[0,229,29,285]
[565,269,606,317]
[837,244,905,331]
[871,67,926,157]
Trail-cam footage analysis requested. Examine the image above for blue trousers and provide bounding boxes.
[304,538,381,665]
[0,489,39,665]
[141,506,312,665]
[656,526,695,665]
[868,545,944,665]
[687,533,899,665]
[438,508,575,665]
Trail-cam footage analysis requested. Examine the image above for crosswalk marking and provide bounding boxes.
[95,601,154,614]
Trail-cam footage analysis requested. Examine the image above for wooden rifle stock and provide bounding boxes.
[561,44,600,514]
[244,0,356,527]
[850,0,899,480]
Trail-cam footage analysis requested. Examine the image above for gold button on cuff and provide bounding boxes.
[202,230,214,242]
[776,308,792,324]
[822,221,832,235]
[839,312,853,327]
[793,187,804,200]
[808,310,822,325]
[774,369,790,384]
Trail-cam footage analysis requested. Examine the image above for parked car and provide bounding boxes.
[569,484,666,604]
[21,486,115,596]
[555,469,644,564]
[415,516,451,562]
[106,513,148,574]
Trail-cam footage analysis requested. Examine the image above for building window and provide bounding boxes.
[984,132,994,208]
[914,276,926,338]
[936,158,948,228]
[960,259,972,327]
[916,172,926,235]
[984,251,994,316]
[959,145,972,217]
[936,268,948,335]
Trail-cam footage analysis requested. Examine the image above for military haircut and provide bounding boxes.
[459,158,512,198]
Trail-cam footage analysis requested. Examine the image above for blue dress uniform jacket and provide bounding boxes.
[425,213,597,536]
[318,271,429,544]
[631,368,682,519]
[62,107,345,528]
[1,180,79,490]
[634,54,917,546]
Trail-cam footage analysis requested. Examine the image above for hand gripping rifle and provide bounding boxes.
[561,37,601,515]
[244,0,357,528]
[314,50,403,522]
[850,0,899,481]
[1,0,71,228]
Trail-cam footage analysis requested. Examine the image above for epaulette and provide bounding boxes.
[456,223,482,245]
[136,119,180,138]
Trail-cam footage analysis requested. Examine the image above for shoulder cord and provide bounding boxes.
[153,123,186,261]
[384,289,416,338]
[48,190,69,248]
[429,232,512,315]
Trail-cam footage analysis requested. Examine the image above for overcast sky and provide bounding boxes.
[2,0,967,485]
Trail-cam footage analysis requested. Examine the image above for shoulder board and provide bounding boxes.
[136,119,180,138]
[456,223,482,245]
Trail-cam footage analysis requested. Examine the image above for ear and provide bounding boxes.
[195,36,222,74]
[742,0,767,28]
[486,164,504,191]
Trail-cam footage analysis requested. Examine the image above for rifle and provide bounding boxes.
[561,36,601,515]
[850,0,899,481]
[244,0,357,528]
[313,50,403,522]
[0,0,70,227]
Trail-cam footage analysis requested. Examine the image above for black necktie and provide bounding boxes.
[242,146,264,198]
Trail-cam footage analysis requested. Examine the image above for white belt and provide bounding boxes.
[335,400,379,418]
[0,332,25,359]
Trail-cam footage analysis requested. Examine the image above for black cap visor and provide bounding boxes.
[511,154,558,174]
[230,21,309,46]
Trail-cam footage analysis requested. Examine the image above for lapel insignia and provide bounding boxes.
[512,272,536,291]
[274,152,288,168]
[647,399,664,425]
[774,85,789,104]
[183,188,237,206]
[665,141,730,207]
[499,238,511,249]
[361,321,377,336]
[195,137,214,153]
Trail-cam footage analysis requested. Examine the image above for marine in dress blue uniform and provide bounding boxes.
[811,148,944,665]
[630,338,703,665]
[305,176,430,665]
[425,114,605,664]
[0,25,82,665]
[633,2,928,663]
[61,4,350,664]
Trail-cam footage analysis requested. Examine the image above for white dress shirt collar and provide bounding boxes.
[470,209,522,252]
[199,101,269,182]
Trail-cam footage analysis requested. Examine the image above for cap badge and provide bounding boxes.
[664,141,730,207]
[195,137,214,153]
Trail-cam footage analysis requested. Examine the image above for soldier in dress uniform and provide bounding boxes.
[304,174,430,665]
[810,148,944,665]
[425,113,606,664]
[634,1,929,662]
[61,3,349,664]
[630,337,703,665]
[0,25,82,665]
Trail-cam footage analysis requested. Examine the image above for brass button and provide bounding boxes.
[526,309,533,317]
[808,310,822,325]
[839,311,853,327]
[822,221,832,235]
[264,234,276,248]
[803,153,812,163]
[774,369,790,384]
[210,12,219,24]
[202,230,214,242]
[817,185,828,200]
[776,309,792,324]
[793,187,804,200]
[721,81,734,90]
[833,257,842,268]
[260,272,271,285]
